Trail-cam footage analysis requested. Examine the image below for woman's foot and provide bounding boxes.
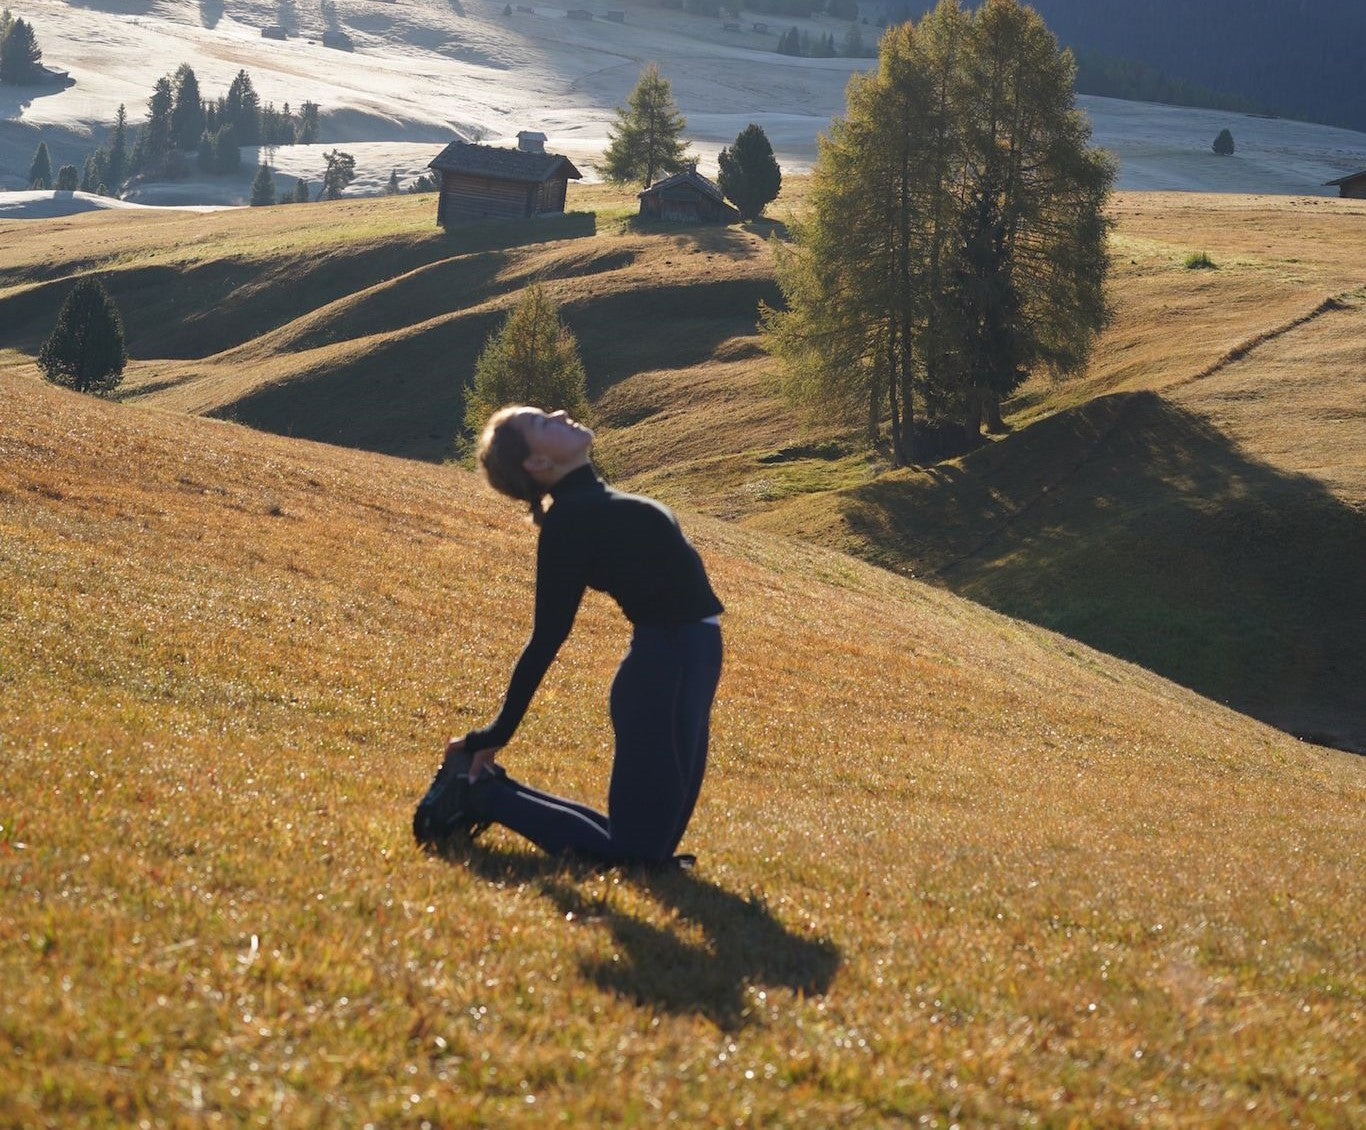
[413,751,488,849]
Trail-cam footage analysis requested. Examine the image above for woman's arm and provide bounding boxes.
[463,518,587,756]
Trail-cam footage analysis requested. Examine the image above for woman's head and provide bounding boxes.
[476,406,593,524]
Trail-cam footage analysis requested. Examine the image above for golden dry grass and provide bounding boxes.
[2,363,1364,1125]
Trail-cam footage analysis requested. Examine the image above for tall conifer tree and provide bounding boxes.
[171,64,205,150]
[27,140,52,188]
[599,64,690,187]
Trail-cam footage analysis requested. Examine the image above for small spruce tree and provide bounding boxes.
[717,122,782,221]
[54,164,78,191]
[463,285,589,438]
[1212,128,1234,155]
[250,164,276,206]
[293,177,309,203]
[27,140,52,188]
[384,168,401,195]
[37,277,128,395]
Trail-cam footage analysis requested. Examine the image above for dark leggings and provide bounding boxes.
[473,621,723,864]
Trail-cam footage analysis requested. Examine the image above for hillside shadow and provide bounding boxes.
[567,277,782,390]
[621,217,779,258]
[456,847,840,1030]
[834,392,1366,753]
[0,214,598,359]
[0,79,70,120]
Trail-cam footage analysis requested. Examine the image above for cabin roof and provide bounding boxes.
[429,141,583,183]
[638,168,727,203]
[1324,168,1366,186]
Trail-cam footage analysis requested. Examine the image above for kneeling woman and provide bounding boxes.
[415,405,724,865]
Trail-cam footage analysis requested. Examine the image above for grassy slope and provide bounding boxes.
[2,189,1362,752]
[746,192,1366,753]
[2,370,1362,1126]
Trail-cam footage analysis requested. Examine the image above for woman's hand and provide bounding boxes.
[445,735,501,783]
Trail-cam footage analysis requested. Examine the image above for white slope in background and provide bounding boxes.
[2,0,1365,214]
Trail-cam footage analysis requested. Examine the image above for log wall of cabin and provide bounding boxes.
[436,173,569,225]
[438,173,536,224]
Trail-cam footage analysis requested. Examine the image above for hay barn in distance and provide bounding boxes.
[427,133,583,226]
[638,167,740,224]
[1324,169,1366,198]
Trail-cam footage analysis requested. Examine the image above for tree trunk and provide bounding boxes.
[963,387,984,444]
[983,390,1008,434]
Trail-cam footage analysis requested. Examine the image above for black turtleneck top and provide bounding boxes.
[464,465,723,755]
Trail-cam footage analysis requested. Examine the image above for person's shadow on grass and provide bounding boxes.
[454,846,840,1030]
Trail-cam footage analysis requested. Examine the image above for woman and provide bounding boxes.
[414,405,724,866]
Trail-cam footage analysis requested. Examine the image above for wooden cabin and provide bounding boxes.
[638,168,740,224]
[428,135,583,226]
[1324,169,1366,199]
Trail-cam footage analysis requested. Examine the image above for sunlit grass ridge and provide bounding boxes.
[1,370,1361,1125]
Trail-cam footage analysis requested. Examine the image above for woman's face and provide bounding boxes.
[511,408,594,474]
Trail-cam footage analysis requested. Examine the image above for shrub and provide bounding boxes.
[37,277,128,395]
[463,285,588,438]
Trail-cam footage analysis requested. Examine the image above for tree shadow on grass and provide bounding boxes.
[457,846,840,1030]
[834,391,1366,752]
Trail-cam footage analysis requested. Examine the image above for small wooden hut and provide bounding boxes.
[638,167,740,224]
[1324,170,1366,199]
[428,134,583,226]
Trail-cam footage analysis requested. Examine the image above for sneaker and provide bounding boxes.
[413,751,486,848]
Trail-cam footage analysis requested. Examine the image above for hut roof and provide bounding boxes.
[429,141,583,184]
[1324,169,1366,186]
[638,168,727,203]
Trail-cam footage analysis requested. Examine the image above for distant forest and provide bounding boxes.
[879,0,1366,133]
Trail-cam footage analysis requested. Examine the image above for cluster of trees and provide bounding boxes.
[132,65,320,179]
[1024,0,1366,132]
[774,24,875,58]
[1071,49,1261,116]
[763,0,1114,465]
[34,63,325,196]
[0,8,43,85]
[598,67,782,221]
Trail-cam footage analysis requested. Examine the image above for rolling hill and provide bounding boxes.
[1,186,1362,754]
[2,340,1362,1123]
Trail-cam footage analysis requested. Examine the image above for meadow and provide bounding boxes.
[0,186,1363,1125]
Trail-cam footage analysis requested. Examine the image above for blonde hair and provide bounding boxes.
[476,406,549,525]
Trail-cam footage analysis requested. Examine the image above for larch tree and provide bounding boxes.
[944,0,1114,438]
[763,0,1113,462]
[463,285,589,439]
[598,64,691,188]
